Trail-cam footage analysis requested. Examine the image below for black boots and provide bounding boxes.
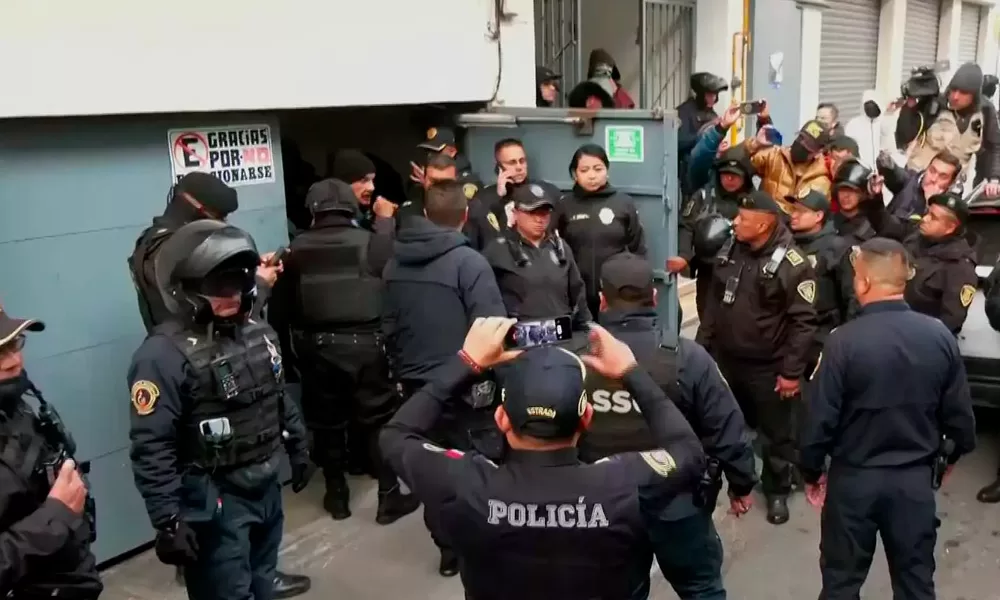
[766,495,790,525]
[438,548,459,577]
[977,478,1000,503]
[273,571,312,599]
[375,487,421,525]
[323,473,351,520]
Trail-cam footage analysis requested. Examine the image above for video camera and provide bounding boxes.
[901,60,951,99]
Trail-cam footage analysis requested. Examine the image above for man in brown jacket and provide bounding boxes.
[744,120,833,212]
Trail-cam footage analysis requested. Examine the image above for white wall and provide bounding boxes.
[0,0,537,118]
[694,0,745,109]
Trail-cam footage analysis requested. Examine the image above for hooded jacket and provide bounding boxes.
[382,218,506,382]
[587,49,635,109]
[742,139,831,211]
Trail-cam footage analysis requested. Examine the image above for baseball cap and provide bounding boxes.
[536,65,562,84]
[738,190,783,215]
[417,126,457,152]
[787,189,831,214]
[512,183,555,211]
[797,120,833,149]
[0,306,45,348]
[928,192,969,224]
[501,346,588,439]
[600,253,654,292]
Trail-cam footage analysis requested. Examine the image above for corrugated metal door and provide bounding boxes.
[640,0,696,110]
[958,3,983,64]
[818,0,881,120]
[902,0,942,78]
[534,0,582,101]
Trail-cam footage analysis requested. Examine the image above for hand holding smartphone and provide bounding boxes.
[504,316,573,349]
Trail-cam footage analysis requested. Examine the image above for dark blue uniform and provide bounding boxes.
[800,300,976,600]
[380,349,706,600]
[582,309,757,600]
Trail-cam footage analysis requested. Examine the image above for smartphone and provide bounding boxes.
[504,316,573,349]
[739,100,765,115]
[267,247,289,266]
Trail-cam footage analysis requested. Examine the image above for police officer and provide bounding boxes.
[475,138,562,237]
[329,148,400,233]
[800,237,976,600]
[380,317,706,599]
[673,146,755,318]
[267,179,419,525]
[698,189,818,524]
[414,126,483,194]
[482,184,591,328]
[832,159,878,246]
[788,190,854,361]
[677,72,729,197]
[0,308,102,599]
[397,153,495,250]
[127,221,313,600]
[864,176,978,333]
[129,172,239,332]
[579,253,757,600]
[383,180,506,576]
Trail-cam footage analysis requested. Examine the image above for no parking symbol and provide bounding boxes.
[167,124,276,188]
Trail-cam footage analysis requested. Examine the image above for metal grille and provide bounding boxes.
[534,0,582,101]
[902,0,942,79]
[818,0,881,121]
[640,0,696,110]
[958,3,982,64]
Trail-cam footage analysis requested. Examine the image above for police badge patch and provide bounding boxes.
[598,207,615,225]
[487,212,501,231]
[639,450,677,477]
[797,280,817,304]
[426,127,437,140]
[131,380,160,416]
[463,183,478,199]
[960,284,976,308]
[785,249,804,267]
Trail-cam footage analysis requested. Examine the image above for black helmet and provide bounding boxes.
[692,214,733,259]
[154,220,260,323]
[567,80,615,109]
[690,72,729,95]
[832,158,872,192]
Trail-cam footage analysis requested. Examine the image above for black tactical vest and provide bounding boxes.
[293,232,382,326]
[0,402,53,519]
[164,320,285,469]
[128,225,175,334]
[578,345,680,462]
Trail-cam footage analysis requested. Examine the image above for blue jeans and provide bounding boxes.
[632,510,726,600]
[183,482,284,600]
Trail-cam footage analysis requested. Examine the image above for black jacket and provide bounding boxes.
[382,218,506,382]
[555,184,647,302]
[397,188,496,252]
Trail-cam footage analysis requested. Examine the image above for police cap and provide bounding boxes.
[502,346,588,439]
[174,172,239,217]
[536,65,561,84]
[512,183,555,212]
[418,126,457,152]
[0,306,44,348]
[306,178,358,216]
[738,190,782,215]
[928,192,969,225]
[715,156,746,177]
[600,252,654,292]
[787,189,830,215]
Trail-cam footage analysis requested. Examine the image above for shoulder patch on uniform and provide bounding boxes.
[639,450,677,477]
[131,380,160,416]
[849,245,860,267]
[908,214,923,222]
[809,352,822,382]
[960,284,976,308]
[682,199,695,217]
[785,248,804,267]
[807,254,818,268]
[487,212,500,232]
[463,182,478,200]
[797,280,817,304]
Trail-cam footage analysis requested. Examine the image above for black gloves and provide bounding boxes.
[154,519,199,566]
[291,460,315,493]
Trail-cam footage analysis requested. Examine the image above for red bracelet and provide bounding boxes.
[458,350,483,374]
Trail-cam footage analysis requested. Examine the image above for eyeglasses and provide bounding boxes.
[0,335,26,356]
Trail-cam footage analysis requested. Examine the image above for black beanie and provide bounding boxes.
[949,63,984,94]
[174,172,238,216]
[331,149,376,184]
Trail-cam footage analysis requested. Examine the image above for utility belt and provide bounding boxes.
[293,330,382,345]
[692,457,723,510]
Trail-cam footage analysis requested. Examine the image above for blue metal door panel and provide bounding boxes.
[0,114,287,561]
[457,108,680,346]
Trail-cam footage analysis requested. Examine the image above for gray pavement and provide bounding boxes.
[98,303,1000,599]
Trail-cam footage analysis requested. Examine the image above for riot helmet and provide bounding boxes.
[692,214,733,259]
[154,220,260,324]
[832,158,872,192]
[690,73,729,95]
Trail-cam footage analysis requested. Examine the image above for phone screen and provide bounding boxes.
[504,316,573,349]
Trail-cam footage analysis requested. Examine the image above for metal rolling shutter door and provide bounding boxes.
[902,0,942,79]
[958,3,982,64]
[819,0,881,120]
